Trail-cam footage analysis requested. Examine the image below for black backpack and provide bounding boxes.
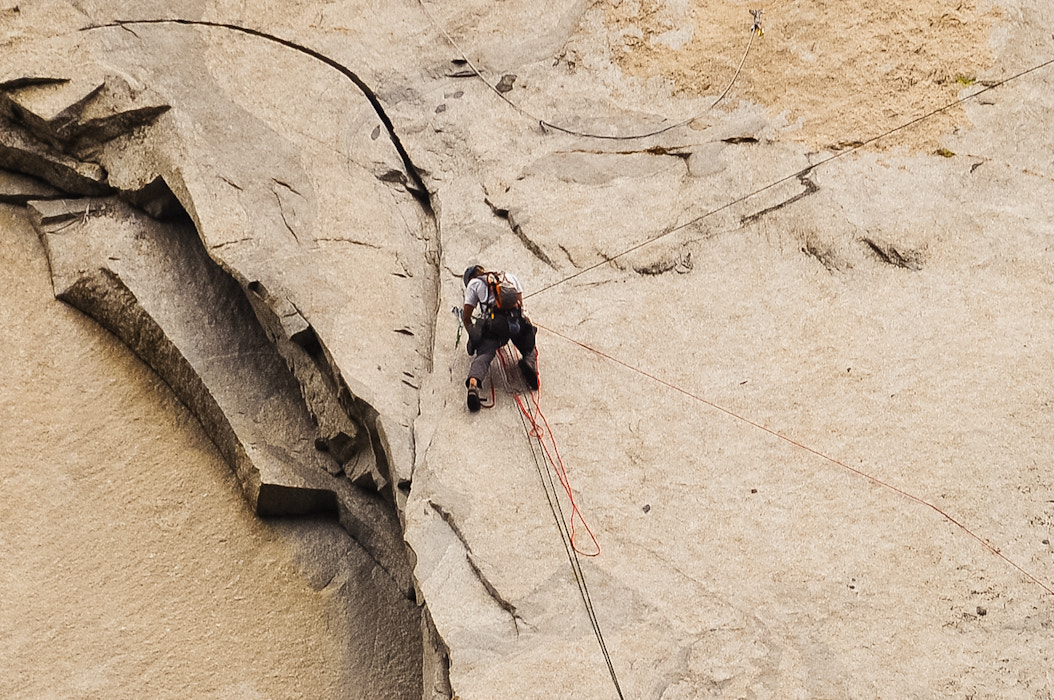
[485,272,520,311]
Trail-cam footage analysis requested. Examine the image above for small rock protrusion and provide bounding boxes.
[496,74,517,93]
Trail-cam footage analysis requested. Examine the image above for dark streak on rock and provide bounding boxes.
[212,237,254,249]
[377,169,407,184]
[560,146,690,158]
[862,238,923,270]
[315,236,381,248]
[272,184,300,243]
[485,197,556,269]
[273,178,300,196]
[0,77,67,91]
[740,167,819,225]
[558,244,580,268]
[801,240,851,273]
[428,500,524,633]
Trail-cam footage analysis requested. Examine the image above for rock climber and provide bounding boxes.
[461,264,539,412]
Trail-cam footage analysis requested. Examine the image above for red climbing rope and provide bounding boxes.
[496,347,601,557]
[534,321,1054,597]
[493,347,623,697]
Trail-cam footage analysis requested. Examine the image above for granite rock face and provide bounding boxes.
[3,0,1054,698]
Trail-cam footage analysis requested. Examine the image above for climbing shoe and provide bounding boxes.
[518,358,539,391]
[467,383,481,412]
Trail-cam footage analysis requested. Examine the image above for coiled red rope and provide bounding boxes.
[494,345,624,697]
[496,347,601,556]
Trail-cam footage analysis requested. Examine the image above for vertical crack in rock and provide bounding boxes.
[262,304,405,506]
[83,19,433,203]
[428,501,524,634]
[243,279,379,485]
[801,237,852,273]
[558,243,581,269]
[739,167,820,225]
[270,178,303,243]
[421,212,442,378]
[421,606,454,700]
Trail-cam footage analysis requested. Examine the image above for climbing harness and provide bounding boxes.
[468,271,527,343]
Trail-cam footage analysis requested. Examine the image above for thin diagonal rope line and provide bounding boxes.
[526,54,1054,301]
[537,321,1054,597]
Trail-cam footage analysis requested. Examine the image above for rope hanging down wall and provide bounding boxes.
[458,14,1054,603]
[416,0,764,140]
[83,16,627,697]
[78,12,1054,696]
[494,348,624,699]
[517,400,626,699]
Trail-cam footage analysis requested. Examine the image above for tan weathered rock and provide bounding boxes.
[0,77,105,145]
[4,0,1054,698]
[0,166,62,202]
[30,197,415,594]
[0,118,111,194]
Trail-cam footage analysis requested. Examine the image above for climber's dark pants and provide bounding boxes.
[467,317,537,387]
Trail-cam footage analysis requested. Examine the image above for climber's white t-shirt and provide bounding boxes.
[464,272,523,311]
